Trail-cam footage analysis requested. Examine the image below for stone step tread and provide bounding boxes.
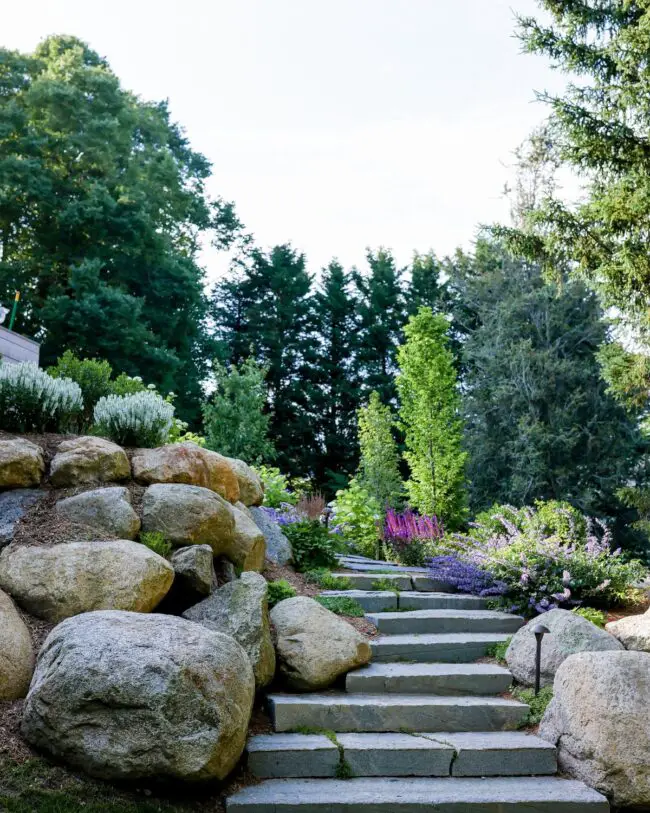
[336,562,429,573]
[366,609,524,636]
[226,776,608,811]
[369,609,521,620]
[269,693,527,708]
[348,662,513,678]
[320,590,488,613]
[398,591,488,608]
[345,661,513,696]
[370,633,512,663]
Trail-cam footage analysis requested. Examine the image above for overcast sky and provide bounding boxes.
[5,0,567,279]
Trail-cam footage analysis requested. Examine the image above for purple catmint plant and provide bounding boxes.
[426,555,508,597]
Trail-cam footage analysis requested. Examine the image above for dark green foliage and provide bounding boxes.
[572,607,606,629]
[453,241,649,525]
[485,638,511,665]
[138,531,172,558]
[266,579,297,608]
[283,520,339,572]
[304,569,353,590]
[48,350,112,426]
[512,685,554,729]
[315,595,365,617]
[371,577,402,594]
[0,36,241,424]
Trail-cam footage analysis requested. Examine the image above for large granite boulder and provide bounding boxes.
[506,608,623,687]
[540,650,650,807]
[226,458,264,506]
[249,507,292,566]
[0,588,34,700]
[55,487,140,540]
[0,438,44,489]
[0,540,174,622]
[271,596,371,691]
[0,489,44,549]
[228,504,265,572]
[606,610,650,652]
[132,443,240,503]
[141,483,235,553]
[171,545,215,602]
[184,572,275,689]
[22,612,255,781]
[49,437,130,487]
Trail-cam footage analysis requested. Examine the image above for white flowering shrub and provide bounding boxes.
[93,391,175,447]
[0,361,83,432]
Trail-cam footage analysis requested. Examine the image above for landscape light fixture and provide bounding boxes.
[532,623,550,696]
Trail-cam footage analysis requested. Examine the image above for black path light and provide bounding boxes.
[532,623,550,696]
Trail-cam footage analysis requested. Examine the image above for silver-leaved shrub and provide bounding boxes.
[0,361,83,432]
[93,391,174,448]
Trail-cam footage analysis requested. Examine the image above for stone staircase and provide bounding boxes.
[226,555,609,812]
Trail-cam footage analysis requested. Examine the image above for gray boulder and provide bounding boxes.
[22,611,255,781]
[606,610,650,652]
[506,608,623,687]
[0,539,174,622]
[141,483,235,553]
[0,489,44,549]
[49,437,130,487]
[540,650,650,807]
[271,596,371,691]
[184,572,275,689]
[55,487,140,539]
[0,438,44,489]
[229,504,265,572]
[171,545,215,601]
[0,587,34,700]
[249,507,293,566]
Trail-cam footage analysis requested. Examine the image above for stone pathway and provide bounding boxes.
[227,555,609,812]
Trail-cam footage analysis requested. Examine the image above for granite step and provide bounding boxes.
[366,609,524,636]
[321,590,488,612]
[268,693,529,733]
[227,776,609,811]
[332,572,414,591]
[345,662,513,695]
[246,731,557,779]
[371,632,511,663]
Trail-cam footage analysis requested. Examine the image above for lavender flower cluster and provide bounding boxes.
[260,504,303,526]
[426,555,508,597]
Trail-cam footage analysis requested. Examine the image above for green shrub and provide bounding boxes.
[267,579,297,607]
[572,606,607,628]
[0,361,83,432]
[109,373,148,396]
[255,465,296,508]
[304,568,352,590]
[93,391,174,447]
[372,577,402,593]
[332,478,381,558]
[512,685,554,728]
[139,531,172,558]
[315,596,365,617]
[485,637,511,664]
[283,521,339,571]
[48,350,113,426]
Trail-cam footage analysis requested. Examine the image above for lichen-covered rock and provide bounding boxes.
[271,596,371,690]
[132,443,240,503]
[55,487,140,540]
[21,611,255,781]
[606,610,650,652]
[0,489,44,549]
[249,506,293,565]
[141,483,236,554]
[228,504,265,572]
[0,438,44,489]
[540,650,650,807]
[184,572,275,689]
[0,588,34,700]
[506,608,623,687]
[171,545,215,600]
[226,458,264,506]
[49,437,129,487]
[0,540,174,622]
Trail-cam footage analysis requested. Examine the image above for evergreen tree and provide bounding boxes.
[407,252,445,315]
[202,358,274,464]
[355,249,406,405]
[357,391,403,509]
[313,260,361,491]
[397,307,467,526]
[454,241,648,521]
[0,36,241,423]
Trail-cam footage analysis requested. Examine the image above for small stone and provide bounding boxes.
[184,572,275,689]
[171,545,215,600]
[249,507,293,566]
[0,438,44,489]
[49,436,129,487]
[506,608,623,687]
[606,610,650,652]
[0,588,34,700]
[55,487,140,539]
[271,596,371,691]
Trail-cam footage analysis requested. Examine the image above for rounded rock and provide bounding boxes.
[49,437,130,487]
[0,587,34,700]
[0,438,44,489]
[55,487,140,539]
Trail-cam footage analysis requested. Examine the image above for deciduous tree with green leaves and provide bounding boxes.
[397,307,467,526]
[357,391,403,509]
